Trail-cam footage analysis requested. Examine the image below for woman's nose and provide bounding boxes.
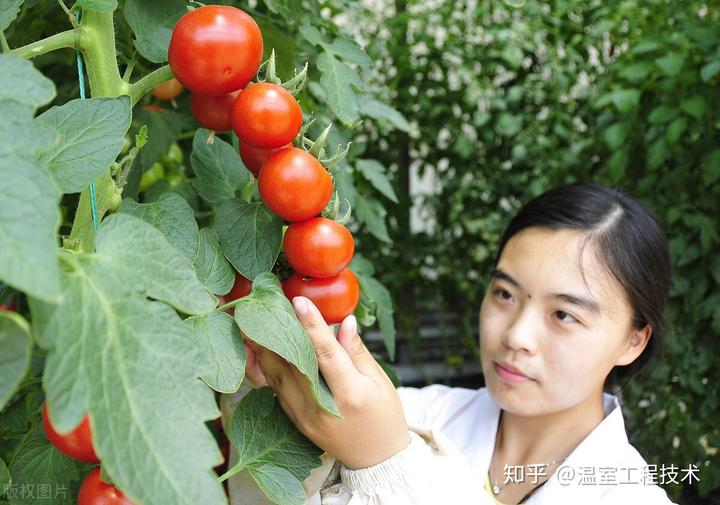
[501,306,540,355]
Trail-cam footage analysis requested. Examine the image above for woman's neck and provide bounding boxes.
[494,387,607,467]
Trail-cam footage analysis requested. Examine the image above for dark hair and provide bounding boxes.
[494,183,671,384]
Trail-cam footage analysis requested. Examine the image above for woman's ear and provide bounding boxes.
[615,324,653,367]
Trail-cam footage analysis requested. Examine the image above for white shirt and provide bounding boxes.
[227,384,677,504]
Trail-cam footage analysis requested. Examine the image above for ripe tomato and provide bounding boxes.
[228,273,252,300]
[0,300,16,312]
[232,83,302,149]
[282,269,360,325]
[239,142,292,177]
[42,403,99,463]
[284,218,354,278]
[258,148,333,222]
[142,104,165,112]
[78,467,135,505]
[190,90,240,132]
[152,78,183,101]
[168,5,263,95]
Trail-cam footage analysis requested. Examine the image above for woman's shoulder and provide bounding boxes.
[397,384,496,428]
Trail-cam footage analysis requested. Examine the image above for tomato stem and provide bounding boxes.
[9,29,78,58]
[129,65,174,105]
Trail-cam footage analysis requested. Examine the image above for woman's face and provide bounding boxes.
[479,227,650,416]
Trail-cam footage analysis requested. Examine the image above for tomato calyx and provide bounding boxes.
[254,49,308,96]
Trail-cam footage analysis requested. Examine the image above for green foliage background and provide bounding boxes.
[343,0,719,503]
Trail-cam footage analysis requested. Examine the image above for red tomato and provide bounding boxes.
[228,273,252,300]
[214,441,230,474]
[232,83,302,149]
[152,78,183,101]
[190,90,240,132]
[42,403,99,463]
[0,300,16,312]
[168,5,263,95]
[239,142,292,177]
[258,148,333,222]
[284,218,354,278]
[78,467,135,505]
[282,269,360,325]
[142,104,165,112]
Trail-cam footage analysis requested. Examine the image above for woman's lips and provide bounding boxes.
[494,361,533,383]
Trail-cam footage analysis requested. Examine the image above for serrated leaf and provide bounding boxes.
[190,129,250,204]
[28,251,224,505]
[327,38,372,67]
[233,274,339,416]
[655,53,685,77]
[185,311,245,393]
[317,51,363,126]
[360,98,410,132]
[194,228,235,296]
[0,0,23,32]
[354,197,390,243]
[215,199,282,280]
[298,24,323,46]
[227,387,323,505]
[8,428,80,505]
[355,159,398,203]
[356,275,396,361]
[119,193,199,261]
[0,55,61,303]
[78,0,117,12]
[0,313,31,412]
[37,97,131,193]
[124,0,186,63]
[96,213,215,314]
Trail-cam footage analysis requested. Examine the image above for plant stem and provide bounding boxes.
[0,32,9,52]
[9,29,78,59]
[129,65,174,105]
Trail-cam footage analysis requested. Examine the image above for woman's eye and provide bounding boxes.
[493,288,513,301]
[555,310,578,323]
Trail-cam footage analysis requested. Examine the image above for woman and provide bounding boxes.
[234,182,677,504]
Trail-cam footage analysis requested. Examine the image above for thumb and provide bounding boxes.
[336,315,376,376]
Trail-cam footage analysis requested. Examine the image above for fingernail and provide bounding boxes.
[347,315,357,336]
[292,297,308,316]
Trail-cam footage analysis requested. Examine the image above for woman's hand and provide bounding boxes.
[246,296,411,470]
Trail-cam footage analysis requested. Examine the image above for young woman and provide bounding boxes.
[233,182,677,505]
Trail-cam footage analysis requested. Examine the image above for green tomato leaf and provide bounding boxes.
[330,163,357,208]
[360,98,410,132]
[28,252,225,505]
[8,428,80,505]
[257,18,296,78]
[78,0,117,12]
[355,275,396,361]
[190,129,250,204]
[185,311,245,393]
[95,213,215,314]
[119,193,199,261]
[317,51,363,126]
[135,107,187,170]
[354,197,391,243]
[194,228,235,296]
[298,24,324,46]
[0,0,23,32]
[327,38,372,68]
[37,97,131,193]
[0,313,31,412]
[215,199,282,281]
[226,387,323,505]
[233,274,340,416]
[0,55,61,303]
[123,0,186,63]
[355,159,398,203]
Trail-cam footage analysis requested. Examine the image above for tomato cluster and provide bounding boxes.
[42,403,133,503]
[168,5,359,324]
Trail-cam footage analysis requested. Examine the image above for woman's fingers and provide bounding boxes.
[243,340,268,387]
[335,315,379,377]
[292,297,358,394]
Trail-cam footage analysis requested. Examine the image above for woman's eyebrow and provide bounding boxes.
[491,268,601,314]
